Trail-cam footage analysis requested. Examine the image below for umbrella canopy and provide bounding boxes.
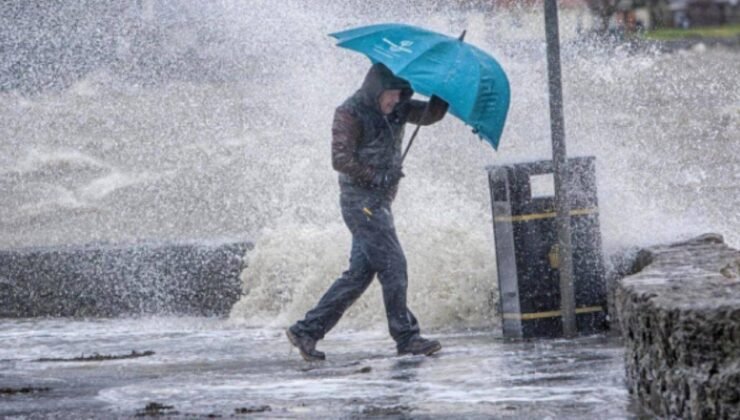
[330,23,510,150]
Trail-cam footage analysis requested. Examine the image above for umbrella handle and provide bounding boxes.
[401,101,431,164]
[401,124,422,163]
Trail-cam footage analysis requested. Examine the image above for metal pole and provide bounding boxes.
[544,0,576,337]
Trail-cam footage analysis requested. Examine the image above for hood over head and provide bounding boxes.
[359,63,413,111]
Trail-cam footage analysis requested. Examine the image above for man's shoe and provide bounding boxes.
[286,328,326,362]
[397,336,442,356]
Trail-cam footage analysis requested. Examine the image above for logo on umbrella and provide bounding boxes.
[382,38,414,54]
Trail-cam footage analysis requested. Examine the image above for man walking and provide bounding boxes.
[287,63,448,361]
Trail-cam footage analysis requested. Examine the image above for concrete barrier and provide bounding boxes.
[615,234,740,419]
[0,240,251,317]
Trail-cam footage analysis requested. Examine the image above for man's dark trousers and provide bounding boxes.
[291,190,420,351]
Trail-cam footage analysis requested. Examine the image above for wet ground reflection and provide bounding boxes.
[0,318,636,418]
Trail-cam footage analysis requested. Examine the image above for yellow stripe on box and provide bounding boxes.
[494,208,598,223]
[502,306,603,321]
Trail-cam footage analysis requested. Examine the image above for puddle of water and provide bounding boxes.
[0,317,634,418]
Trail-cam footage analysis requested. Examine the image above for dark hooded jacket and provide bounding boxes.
[332,63,448,201]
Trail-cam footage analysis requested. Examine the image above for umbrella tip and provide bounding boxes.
[458,30,467,41]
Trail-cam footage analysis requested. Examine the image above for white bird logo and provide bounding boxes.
[382,38,414,54]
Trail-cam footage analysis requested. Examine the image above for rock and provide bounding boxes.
[615,234,740,419]
[605,247,642,332]
[677,233,724,246]
[0,387,51,395]
[355,366,372,374]
[36,350,155,362]
[234,405,271,414]
[720,259,740,279]
[361,404,412,416]
[136,402,178,417]
[0,240,251,317]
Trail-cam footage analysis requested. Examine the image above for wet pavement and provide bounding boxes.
[0,317,637,418]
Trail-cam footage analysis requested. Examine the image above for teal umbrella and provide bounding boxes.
[330,23,510,150]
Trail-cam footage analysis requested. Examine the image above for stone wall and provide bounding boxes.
[0,240,251,317]
[615,234,740,419]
